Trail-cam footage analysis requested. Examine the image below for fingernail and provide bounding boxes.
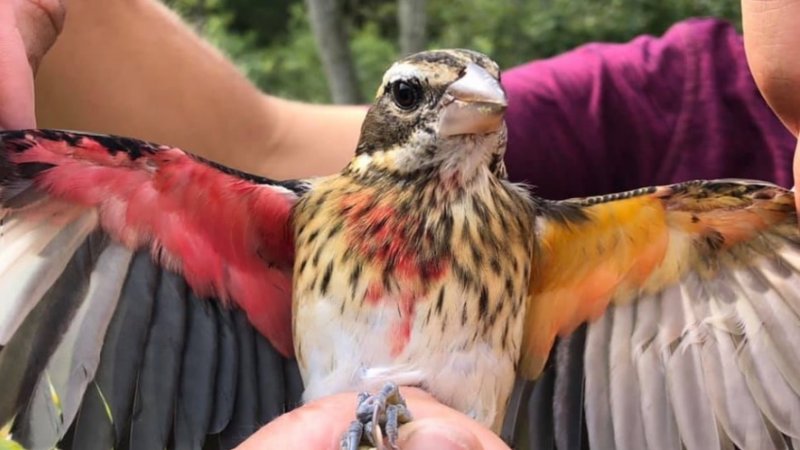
[401,421,482,450]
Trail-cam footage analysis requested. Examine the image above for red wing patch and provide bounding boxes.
[2,130,302,356]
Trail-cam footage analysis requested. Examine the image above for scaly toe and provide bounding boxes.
[342,382,413,450]
[340,420,364,450]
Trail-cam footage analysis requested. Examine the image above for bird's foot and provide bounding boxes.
[339,382,413,450]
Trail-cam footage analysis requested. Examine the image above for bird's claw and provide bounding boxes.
[339,382,413,450]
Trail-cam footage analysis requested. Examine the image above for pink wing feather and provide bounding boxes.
[1,129,305,356]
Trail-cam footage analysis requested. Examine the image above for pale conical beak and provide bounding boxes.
[439,62,507,137]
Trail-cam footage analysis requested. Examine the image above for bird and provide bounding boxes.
[1,48,800,450]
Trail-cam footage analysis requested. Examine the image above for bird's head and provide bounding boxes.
[349,49,508,185]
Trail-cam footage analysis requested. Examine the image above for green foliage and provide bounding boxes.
[427,0,740,70]
[243,4,330,102]
[162,0,741,103]
[0,428,24,450]
[0,440,24,450]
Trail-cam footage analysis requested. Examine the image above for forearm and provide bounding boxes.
[34,0,363,178]
[741,0,800,135]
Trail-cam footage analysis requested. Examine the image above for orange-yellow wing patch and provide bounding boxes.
[520,180,796,379]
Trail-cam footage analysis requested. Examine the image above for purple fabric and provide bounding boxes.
[501,18,795,200]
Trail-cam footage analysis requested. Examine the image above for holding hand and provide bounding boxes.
[0,0,65,129]
[235,388,510,450]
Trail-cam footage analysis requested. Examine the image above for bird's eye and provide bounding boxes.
[391,80,421,110]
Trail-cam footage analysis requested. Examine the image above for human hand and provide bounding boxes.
[0,0,66,129]
[741,0,800,208]
[236,387,511,449]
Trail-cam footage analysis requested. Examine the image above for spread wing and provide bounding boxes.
[0,130,307,449]
[513,179,800,450]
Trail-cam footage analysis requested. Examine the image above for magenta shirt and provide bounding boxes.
[501,18,795,200]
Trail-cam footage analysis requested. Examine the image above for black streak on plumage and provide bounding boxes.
[350,264,362,297]
[478,286,489,317]
[16,162,56,178]
[435,286,445,315]
[535,199,589,225]
[320,261,334,295]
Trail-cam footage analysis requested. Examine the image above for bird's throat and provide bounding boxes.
[340,188,452,288]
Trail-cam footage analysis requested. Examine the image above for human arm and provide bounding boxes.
[741,0,800,207]
[34,0,364,179]
[35,7,791,193]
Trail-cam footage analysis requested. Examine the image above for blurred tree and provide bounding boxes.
[398,0,427,55]
[162,0,741,103]
[306,0,364,103]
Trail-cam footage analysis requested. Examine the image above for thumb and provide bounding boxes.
[399,420,484,450]
[0,2,35,129]
[14,0,67,73]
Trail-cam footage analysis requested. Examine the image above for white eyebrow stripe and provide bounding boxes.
[382,63,424,85]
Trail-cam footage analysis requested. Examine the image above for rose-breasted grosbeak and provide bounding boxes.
[293,50,533,439]
[1,49,800,450]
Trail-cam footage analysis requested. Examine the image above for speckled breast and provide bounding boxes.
[290,172,535,431]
